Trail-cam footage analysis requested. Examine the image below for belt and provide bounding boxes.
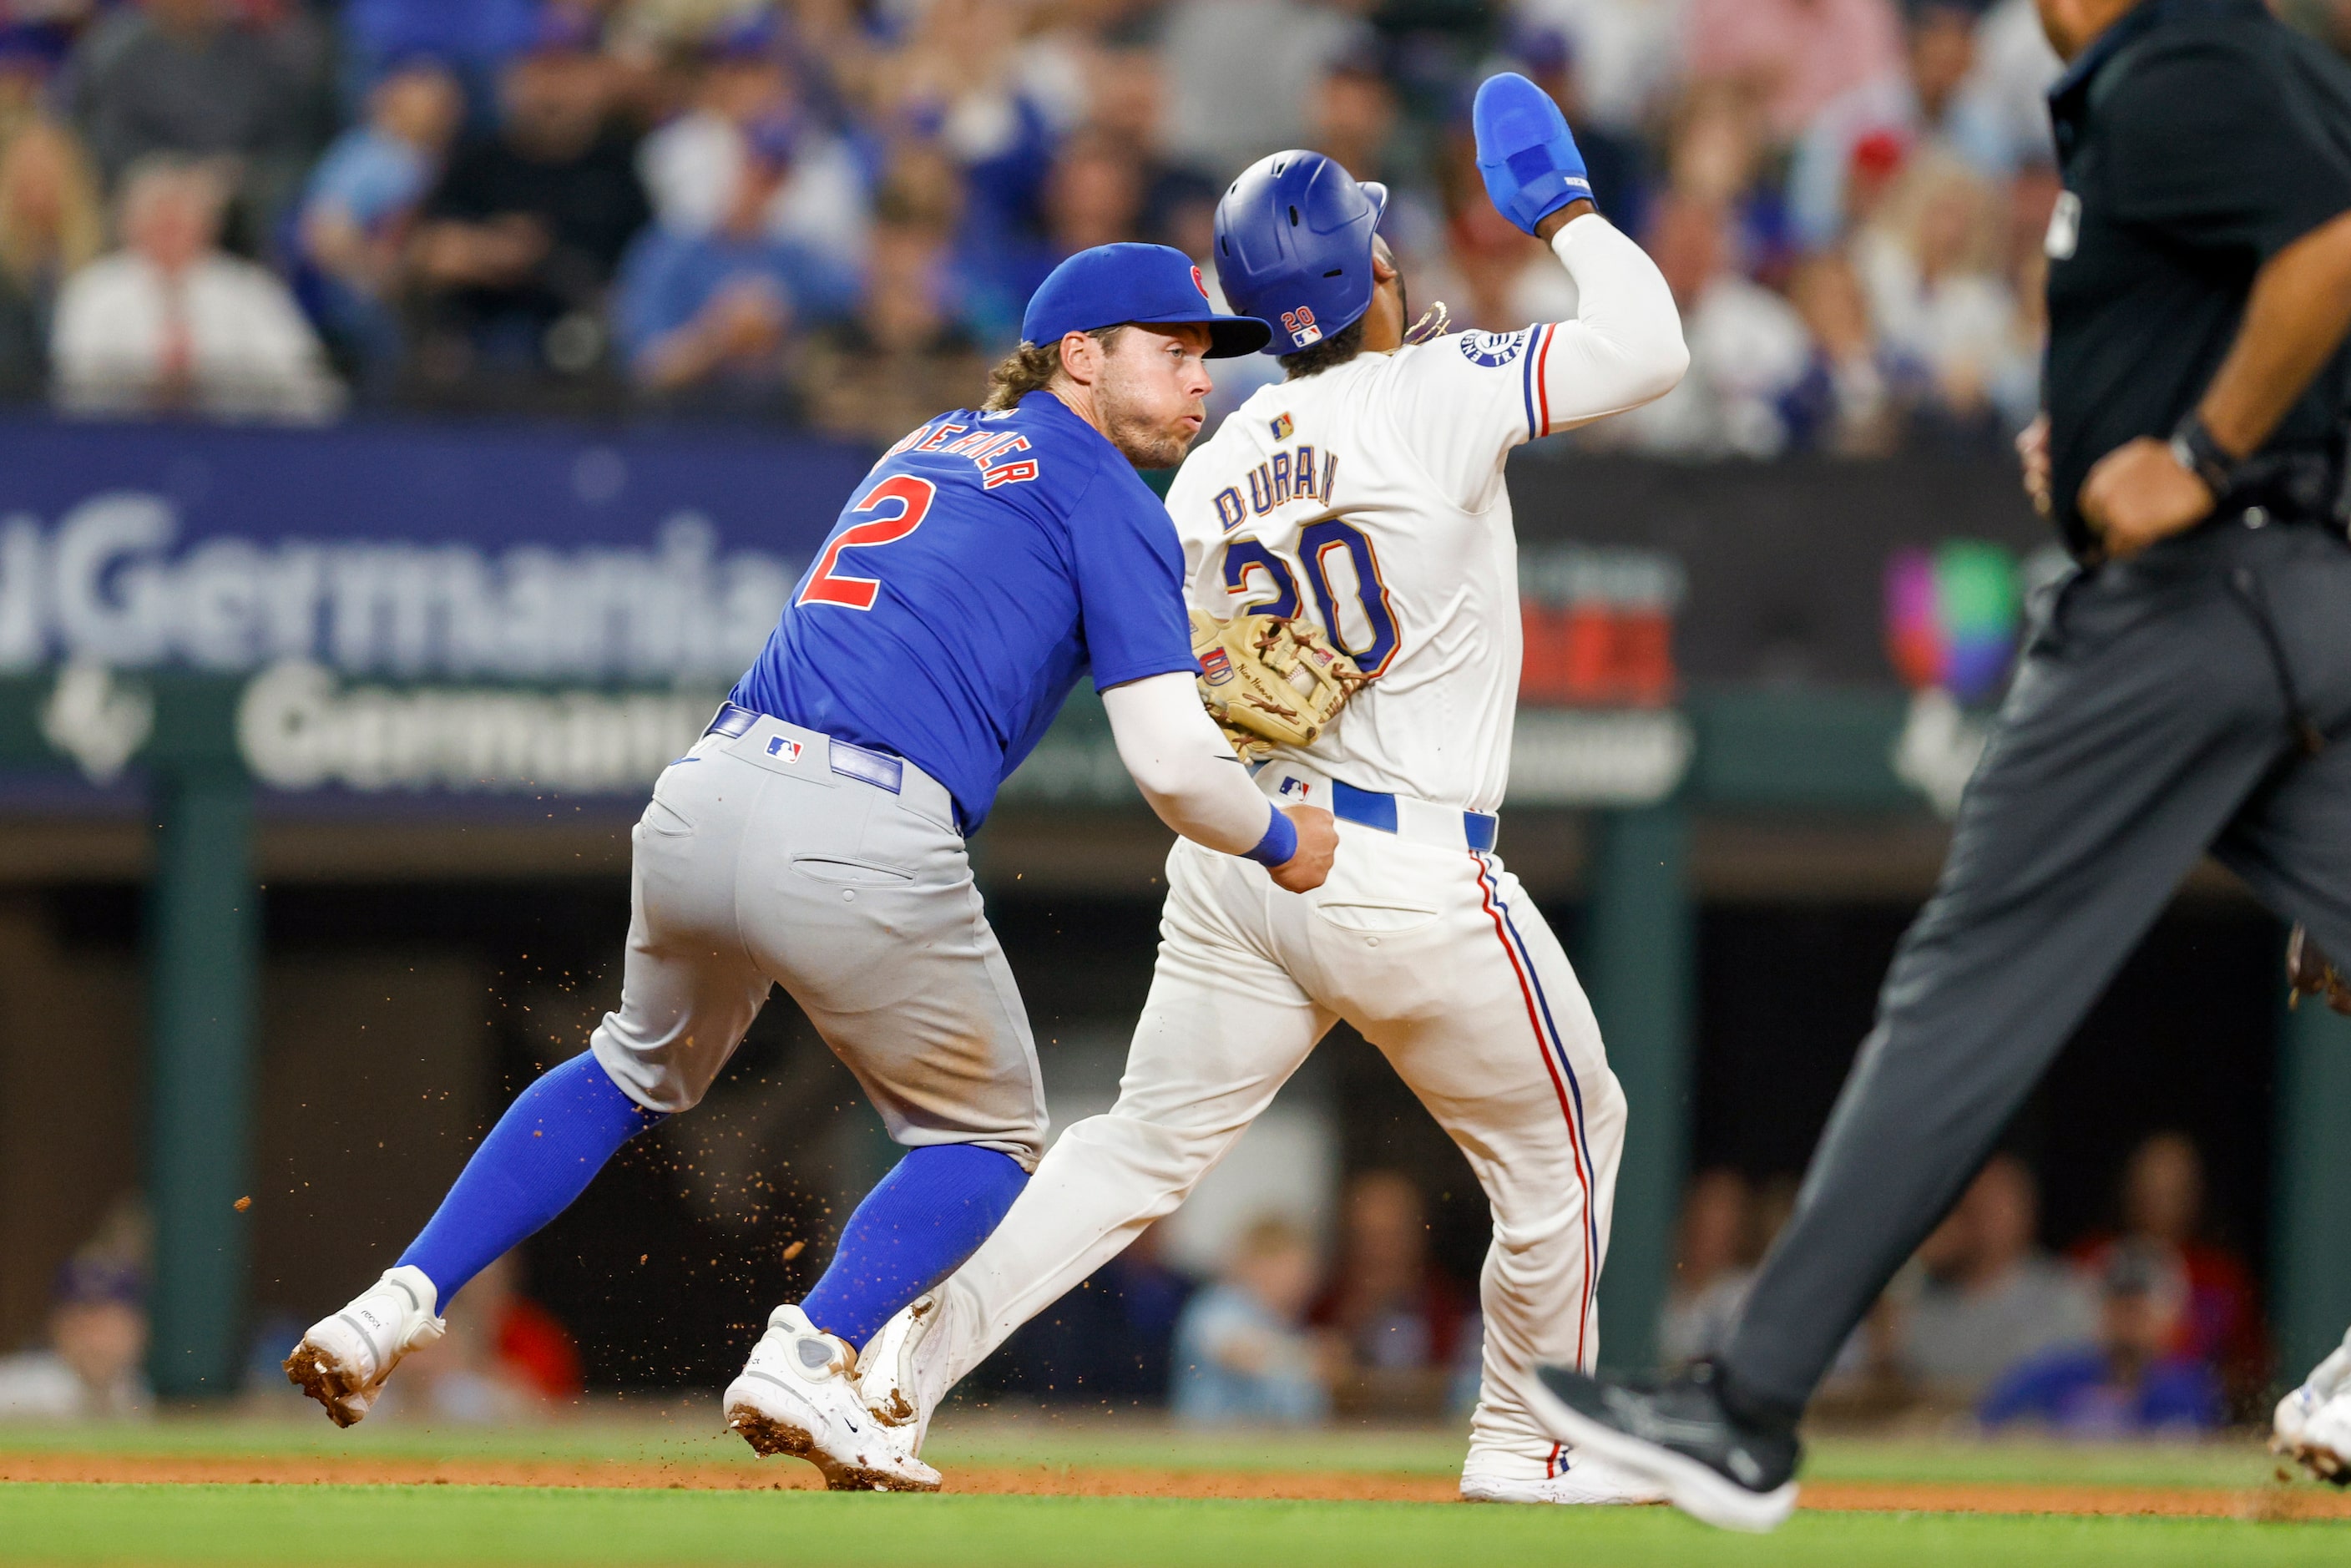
[2221,497,2351,538]
[1259,763,1498,853]
[2214,441,2351,536]
[703,701,908,794]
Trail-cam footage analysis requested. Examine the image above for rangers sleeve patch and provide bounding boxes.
[1459,331,1527,368]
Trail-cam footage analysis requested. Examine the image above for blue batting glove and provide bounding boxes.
[1473,72,1592,236]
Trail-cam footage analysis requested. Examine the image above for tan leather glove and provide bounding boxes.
[1190,611,1367,763]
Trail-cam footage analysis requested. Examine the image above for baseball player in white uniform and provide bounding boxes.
[2278,1323,2351,1484]
[852,77,1690,1505]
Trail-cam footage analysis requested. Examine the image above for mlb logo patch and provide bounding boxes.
[766,736,804,763]
[1277,777,1313,802]
[1280,306,1321,348]
[1199,648,1236,685]
[1269,412,1294,441]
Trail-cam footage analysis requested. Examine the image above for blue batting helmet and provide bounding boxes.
[1212,151,1388,357]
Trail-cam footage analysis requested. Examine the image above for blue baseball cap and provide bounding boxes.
[1020,243,1272,358]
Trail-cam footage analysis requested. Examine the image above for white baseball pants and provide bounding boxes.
[927,821,1626,1479]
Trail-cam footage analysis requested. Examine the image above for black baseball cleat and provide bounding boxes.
[1528,1360,1801,1532]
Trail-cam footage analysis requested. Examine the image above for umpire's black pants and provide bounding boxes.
[1724,513,2351,1416]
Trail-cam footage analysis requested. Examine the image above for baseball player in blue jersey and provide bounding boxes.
[284,244,1338,1491]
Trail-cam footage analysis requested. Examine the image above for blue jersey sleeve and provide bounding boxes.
[1069,458,1198,691]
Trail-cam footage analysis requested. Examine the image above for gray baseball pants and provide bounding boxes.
[587,714,1047,1168]
[1725,516,2351,1415]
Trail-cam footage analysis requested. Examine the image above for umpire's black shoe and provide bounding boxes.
[1529,1360,1801,1532]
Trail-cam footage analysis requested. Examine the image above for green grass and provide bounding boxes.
[2,1484,2347,1568]
[0,1415,2342,1567]
[1802,1434,2290,1490]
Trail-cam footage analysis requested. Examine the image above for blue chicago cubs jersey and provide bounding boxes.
[731,392,1196,832]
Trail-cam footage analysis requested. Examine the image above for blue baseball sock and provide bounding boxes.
[798,1144,1029,1348]
[397,1052,665,1305]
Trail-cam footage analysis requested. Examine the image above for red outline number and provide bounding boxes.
[797,475,936,611]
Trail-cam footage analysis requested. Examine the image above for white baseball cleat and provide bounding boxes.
[281,1265,446,1429]
[2274,1324,2351,1463]
[2282,1388,2351,1487]
[856,1290,955,1457]
[1462,1456,1667,1505]
[724,1303,941,1492]
[2297,1393,2351,1485]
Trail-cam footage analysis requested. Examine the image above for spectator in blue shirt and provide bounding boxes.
[614,114,856,410]
[294,57,462,378]
[1978,1240,2223,1439]
[1171,1215,1332,1428]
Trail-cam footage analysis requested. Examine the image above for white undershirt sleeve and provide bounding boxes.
[1535,212,1691,431]
[1388,211,1687,510]
[1100,671,1280,858]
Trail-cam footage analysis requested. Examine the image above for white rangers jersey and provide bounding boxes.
[1165,215,1686,816]
[1167,330,1552,813]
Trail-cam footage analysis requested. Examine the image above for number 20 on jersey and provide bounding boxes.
[1221,524,1400,677]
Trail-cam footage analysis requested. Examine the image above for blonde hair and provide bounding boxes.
[1232,1213,1314,1262]
[981,324,1127,412]
[1868,147,2005,278]
[0,121,104,287]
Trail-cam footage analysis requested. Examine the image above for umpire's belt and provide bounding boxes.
[2213,441,2351,537]
[701,701,956,829]
[1255,762,1498,854]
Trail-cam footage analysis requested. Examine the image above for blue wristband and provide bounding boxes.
[1244,808,1297,868]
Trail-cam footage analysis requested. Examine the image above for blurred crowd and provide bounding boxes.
[0,1133,2274,1438]
[985,1167,1479,1425]
[0,1198,584,1423]
[1026,1126,2270,1439]
[3,0,2343,447]
[1664,1130,2265,1438]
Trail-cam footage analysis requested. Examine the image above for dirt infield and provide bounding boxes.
[7,1449,2351,1519]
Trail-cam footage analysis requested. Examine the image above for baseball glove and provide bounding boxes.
[1191,610,1367,762]
[2287,923,2351,1017]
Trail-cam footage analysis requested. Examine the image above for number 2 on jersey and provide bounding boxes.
[797,474,936,610]
[1221,521,1399,676]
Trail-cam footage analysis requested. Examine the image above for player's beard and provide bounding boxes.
[1095,365,1201,470]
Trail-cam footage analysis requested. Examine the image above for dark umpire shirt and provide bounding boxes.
[2045,0,2351,554]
